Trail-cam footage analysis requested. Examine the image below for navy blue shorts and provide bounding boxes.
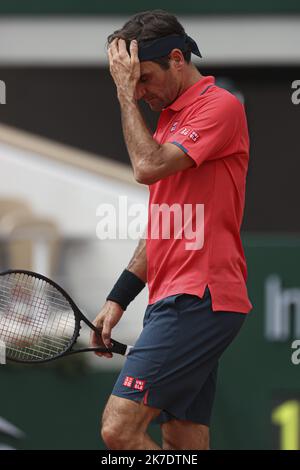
[111,287,246,426]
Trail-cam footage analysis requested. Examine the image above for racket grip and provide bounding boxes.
[111,338,131,356]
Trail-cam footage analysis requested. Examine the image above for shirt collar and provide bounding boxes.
[165,76,215,112]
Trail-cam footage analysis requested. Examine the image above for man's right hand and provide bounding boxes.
[90,300,124,359]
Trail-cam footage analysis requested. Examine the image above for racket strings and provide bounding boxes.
[0,273,77,361]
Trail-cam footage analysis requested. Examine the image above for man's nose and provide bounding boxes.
[134,84,146,101]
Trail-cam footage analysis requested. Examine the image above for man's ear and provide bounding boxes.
[170,49,185,67]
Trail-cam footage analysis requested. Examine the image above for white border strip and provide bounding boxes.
[0,123,136,185]
[0,15,299,65]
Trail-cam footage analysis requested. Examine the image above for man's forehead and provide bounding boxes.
[140,61,162,74]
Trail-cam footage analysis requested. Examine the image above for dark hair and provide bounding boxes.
[107,9,191,70]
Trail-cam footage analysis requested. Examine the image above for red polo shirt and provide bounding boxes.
[146,75,252,313]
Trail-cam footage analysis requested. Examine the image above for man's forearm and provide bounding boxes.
[119,95,163,182]
[127,236,147,283]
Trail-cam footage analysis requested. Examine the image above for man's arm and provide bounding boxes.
[90,236,147,357]
[108,38,194,185]
[127,235,147,283]
[119,96,195,184]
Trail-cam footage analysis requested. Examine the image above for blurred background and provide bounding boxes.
[0,0,300,450]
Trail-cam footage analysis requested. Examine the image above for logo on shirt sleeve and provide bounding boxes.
[179,127,191,136]
[178,128,199,141]
[189,131,199,142]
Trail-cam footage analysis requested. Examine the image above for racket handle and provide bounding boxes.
[90,339,130,355]
[67,340,132,357]
[110,339,131,356]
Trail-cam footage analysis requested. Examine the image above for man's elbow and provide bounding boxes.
[134,167,159,185]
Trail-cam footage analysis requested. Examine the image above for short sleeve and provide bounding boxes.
[166,93,243,167]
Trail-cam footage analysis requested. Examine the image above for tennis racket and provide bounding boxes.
[0,269,132,364]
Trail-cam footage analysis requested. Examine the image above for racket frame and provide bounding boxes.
[0,269,128,363]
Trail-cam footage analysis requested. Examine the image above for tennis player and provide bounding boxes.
[91,10,252,450]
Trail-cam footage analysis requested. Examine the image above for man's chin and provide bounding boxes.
[147,101,164,112]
